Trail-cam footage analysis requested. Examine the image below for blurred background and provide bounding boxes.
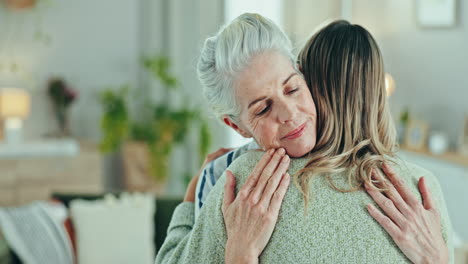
[0,0,467,262]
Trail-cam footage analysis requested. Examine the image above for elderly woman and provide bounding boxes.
[156,14,453,263]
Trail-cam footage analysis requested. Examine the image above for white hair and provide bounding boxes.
[197,13,295,121]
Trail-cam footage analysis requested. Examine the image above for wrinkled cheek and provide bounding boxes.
[251,125,278,150]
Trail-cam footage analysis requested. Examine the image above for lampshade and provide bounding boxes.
[385,73,396,97]
[0,88,31,119]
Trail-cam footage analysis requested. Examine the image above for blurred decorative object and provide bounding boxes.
[99,56,211,190]
[397,107,410,144]
[384,73,395,96]
[417,0,456,27]
[428,131,449,155]
[460,115,468,156]
[4,0,36,9]
[0,88,30,143]
[121,142,154,191]
[47,78,78,137]
[404,119,429,151]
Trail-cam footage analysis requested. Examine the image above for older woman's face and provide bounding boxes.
[227,51,317,157]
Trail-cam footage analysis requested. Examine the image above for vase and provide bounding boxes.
[53,104,71,137]
[121,141,168,196]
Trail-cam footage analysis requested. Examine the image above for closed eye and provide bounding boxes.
[287,87,299,94]
[256,105,271,116]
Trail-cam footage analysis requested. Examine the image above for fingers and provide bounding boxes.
[251,148,286,204]
[223,170,237,212]
[372,170,412,217]
[365,183,407,228]
[268,173,290,215]
[241,149,275,196]
[382,163,420,208]
[418,177,435,210]
[258,154,290,207]
[367,204,402,240]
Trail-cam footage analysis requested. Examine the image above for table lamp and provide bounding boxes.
[0,88,31,143]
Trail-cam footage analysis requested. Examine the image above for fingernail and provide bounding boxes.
[278,148,285,155]
[268,149,274,155]
[283,155,290,162]
[284,173,290,183]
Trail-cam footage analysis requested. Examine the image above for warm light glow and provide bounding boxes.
[5,117,22,129]
[0,88,31,119]
[385,73,396,96]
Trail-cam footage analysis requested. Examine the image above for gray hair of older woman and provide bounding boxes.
[197,13,296,121]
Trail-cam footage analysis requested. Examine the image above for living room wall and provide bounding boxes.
[0,0,140,141]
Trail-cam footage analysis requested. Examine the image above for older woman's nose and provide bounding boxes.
[277,101,297,124]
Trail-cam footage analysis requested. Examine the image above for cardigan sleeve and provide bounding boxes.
[155,202,195,264]
[154,178,229,264]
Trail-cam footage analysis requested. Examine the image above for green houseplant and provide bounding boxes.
[99,56,211,187]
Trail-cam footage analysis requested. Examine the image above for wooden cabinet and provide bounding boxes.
[0,142,103,206]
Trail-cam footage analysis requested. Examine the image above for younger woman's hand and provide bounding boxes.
[184,148,233,202]
[222,148,291,264]
[365,163,448,264]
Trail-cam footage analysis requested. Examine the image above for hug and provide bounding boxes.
[156,13,453,264]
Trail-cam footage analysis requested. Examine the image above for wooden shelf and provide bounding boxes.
[400,146,468,167]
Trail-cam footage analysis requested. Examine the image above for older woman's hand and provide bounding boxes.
[184,148,233,202]
[365,163,449,264]
[223,148,291,264]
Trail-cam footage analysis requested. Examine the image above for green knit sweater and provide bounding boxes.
[155,151,454,264]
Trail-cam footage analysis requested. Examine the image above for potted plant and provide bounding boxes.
[99,56,211,194]
[47,78,78,136]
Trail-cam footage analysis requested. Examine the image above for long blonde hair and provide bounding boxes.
[297,20,397,207]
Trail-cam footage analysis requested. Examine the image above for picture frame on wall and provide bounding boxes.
[417,0,457,28]
[405,120,429,151]
[460,115,468,156]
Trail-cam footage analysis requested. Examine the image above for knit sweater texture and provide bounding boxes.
[155,151,454,264]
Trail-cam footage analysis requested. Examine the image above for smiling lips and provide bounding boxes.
[282,122,307,140]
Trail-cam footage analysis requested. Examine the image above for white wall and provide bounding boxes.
[0,0,140,142]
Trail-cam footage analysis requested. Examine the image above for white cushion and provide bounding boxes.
[70,193,155,264]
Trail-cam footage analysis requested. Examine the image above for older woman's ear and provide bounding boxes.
[223,116,252,138]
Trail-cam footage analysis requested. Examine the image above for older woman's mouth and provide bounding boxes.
[281,122,307,140]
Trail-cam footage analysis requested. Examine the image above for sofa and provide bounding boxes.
[1,193,183,264]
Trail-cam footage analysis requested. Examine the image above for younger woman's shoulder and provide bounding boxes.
[389,157,444,200]
[391,158,436,182]
[226,150,264,182]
